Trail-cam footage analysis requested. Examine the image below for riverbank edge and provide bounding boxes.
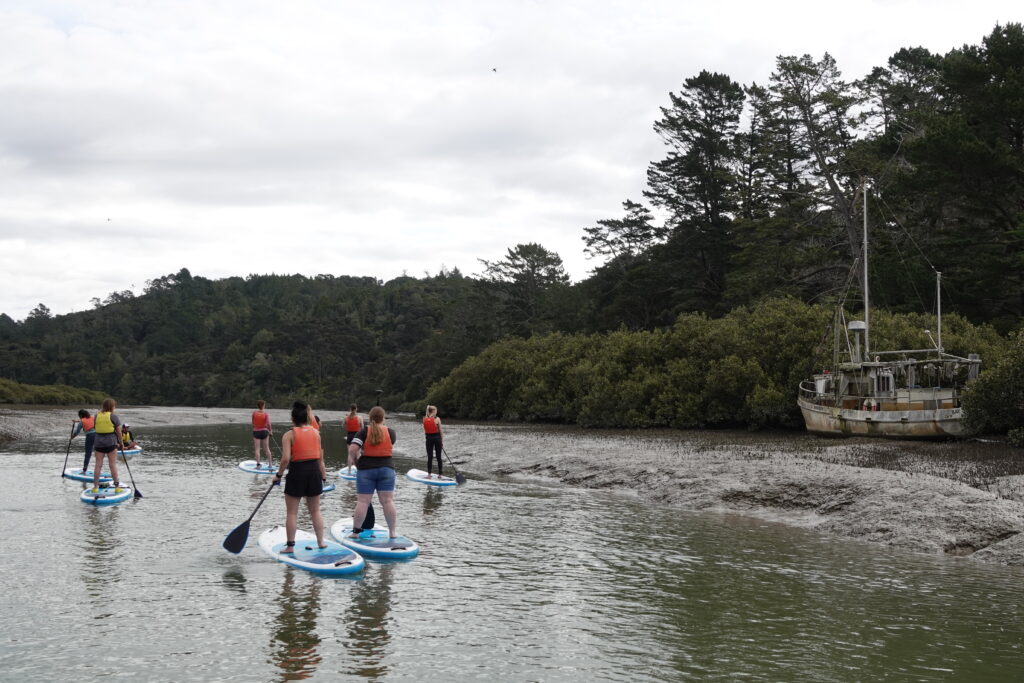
[11,406,1024,567]
[449,427,1024,568]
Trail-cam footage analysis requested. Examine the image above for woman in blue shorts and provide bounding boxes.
[347,406,398,538]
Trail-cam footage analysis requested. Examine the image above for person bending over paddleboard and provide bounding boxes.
[344,404,363,445]
[274,401,329,553]
[91,398,123,492]
[72,409,96,471]
[348,406,399,539]
[252,399,273,468]
[423,405,443,479]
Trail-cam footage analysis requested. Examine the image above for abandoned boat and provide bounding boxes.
[797,189,981,439]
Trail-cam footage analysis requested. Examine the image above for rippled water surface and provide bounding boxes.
[3,416,1024,681]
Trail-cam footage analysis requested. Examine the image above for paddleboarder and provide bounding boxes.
[348,406,399,538]
[273,401,329,553]
[423,405,444,479]
[91,398,123,492]
[71,409,96,471]
[343,404,362,444]
[251,399,273,469]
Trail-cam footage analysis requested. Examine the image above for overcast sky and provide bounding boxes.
[1,1,1019,320]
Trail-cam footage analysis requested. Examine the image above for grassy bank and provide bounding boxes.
[0,378,105,406]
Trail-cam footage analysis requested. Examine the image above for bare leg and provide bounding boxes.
[262,438,273,467]
[284,494,301,549]
[378,490,398,538]
[253,437,261,465]
[306,495,325,547]
[109,453,120,486]
[92,452,105,489]
[350,493,373,535]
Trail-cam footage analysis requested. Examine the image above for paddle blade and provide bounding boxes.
[133,488,143,499]
[455,472,467,485]
[222,521,251,554]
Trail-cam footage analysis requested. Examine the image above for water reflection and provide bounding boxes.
[221,568,247,596]
[271,570,323,681]
[341,563,396,679]
[421,487,444,517]
[76,501,125,615]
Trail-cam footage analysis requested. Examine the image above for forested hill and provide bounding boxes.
[0,267,565,410]
[3,24,1023,419]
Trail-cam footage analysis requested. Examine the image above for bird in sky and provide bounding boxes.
[492,68,497,72]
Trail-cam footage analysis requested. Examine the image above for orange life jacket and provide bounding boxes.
[81,416,96,432]
[362,424,393,457]
[345,414,361,432]
[423,417,439,435]
[290,425,321,462]
[252,411,269,429]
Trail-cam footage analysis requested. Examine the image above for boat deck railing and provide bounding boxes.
[798,381,961,411]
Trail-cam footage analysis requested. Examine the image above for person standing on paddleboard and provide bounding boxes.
[91,398,123,492]
[348,406,399,539]
[71,409,96,471]
[274,401,329,553]
[252,400,273,469]
[423,405,444,479]
[344,404,362,445]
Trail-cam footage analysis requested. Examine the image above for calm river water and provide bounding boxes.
[2,417,1024,681]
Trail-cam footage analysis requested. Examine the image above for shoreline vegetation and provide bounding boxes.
[7,406,1024,567]
[0,378,104,408]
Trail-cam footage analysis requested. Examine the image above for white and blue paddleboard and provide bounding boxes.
[321,482,336,495]
[257,526,364,576]
[338,465,357,481]
[119,447,142,458]
[64,468,113,483]
[80,484,133,506]
[238,460,281,475]
[330,517,420,560]
[406,468,457,487]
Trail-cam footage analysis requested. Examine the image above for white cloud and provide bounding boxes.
[0,0,1019,318]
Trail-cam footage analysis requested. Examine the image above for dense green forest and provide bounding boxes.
[2,25,1023,431]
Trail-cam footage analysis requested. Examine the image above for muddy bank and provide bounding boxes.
[447,425,1024,567]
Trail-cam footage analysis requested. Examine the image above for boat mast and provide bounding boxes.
[863,181,870,358]
[936,270,942,352]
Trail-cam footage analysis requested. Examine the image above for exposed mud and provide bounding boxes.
[8,406,1024,566]
[449,424,1024,567]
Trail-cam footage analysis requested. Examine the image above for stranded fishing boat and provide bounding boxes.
[797,188,981,439]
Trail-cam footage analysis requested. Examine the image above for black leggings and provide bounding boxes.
[425,434,443,475]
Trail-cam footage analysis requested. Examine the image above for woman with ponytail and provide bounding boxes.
[347,406,399,538]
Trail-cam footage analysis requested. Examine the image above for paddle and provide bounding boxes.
[441,446,467,485]
[223,480,277,554]
[118,440,143,499]
[61,421,75,478]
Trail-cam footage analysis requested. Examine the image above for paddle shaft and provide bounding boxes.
[222,479,277,553]
[440,446,466,484]
[248,479,278,523]
[118,438,143,498]
[61,421,75,478]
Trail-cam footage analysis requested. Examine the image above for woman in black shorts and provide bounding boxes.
[273,401,328,553]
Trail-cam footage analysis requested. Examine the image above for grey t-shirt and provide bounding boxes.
[94,413,123,449]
